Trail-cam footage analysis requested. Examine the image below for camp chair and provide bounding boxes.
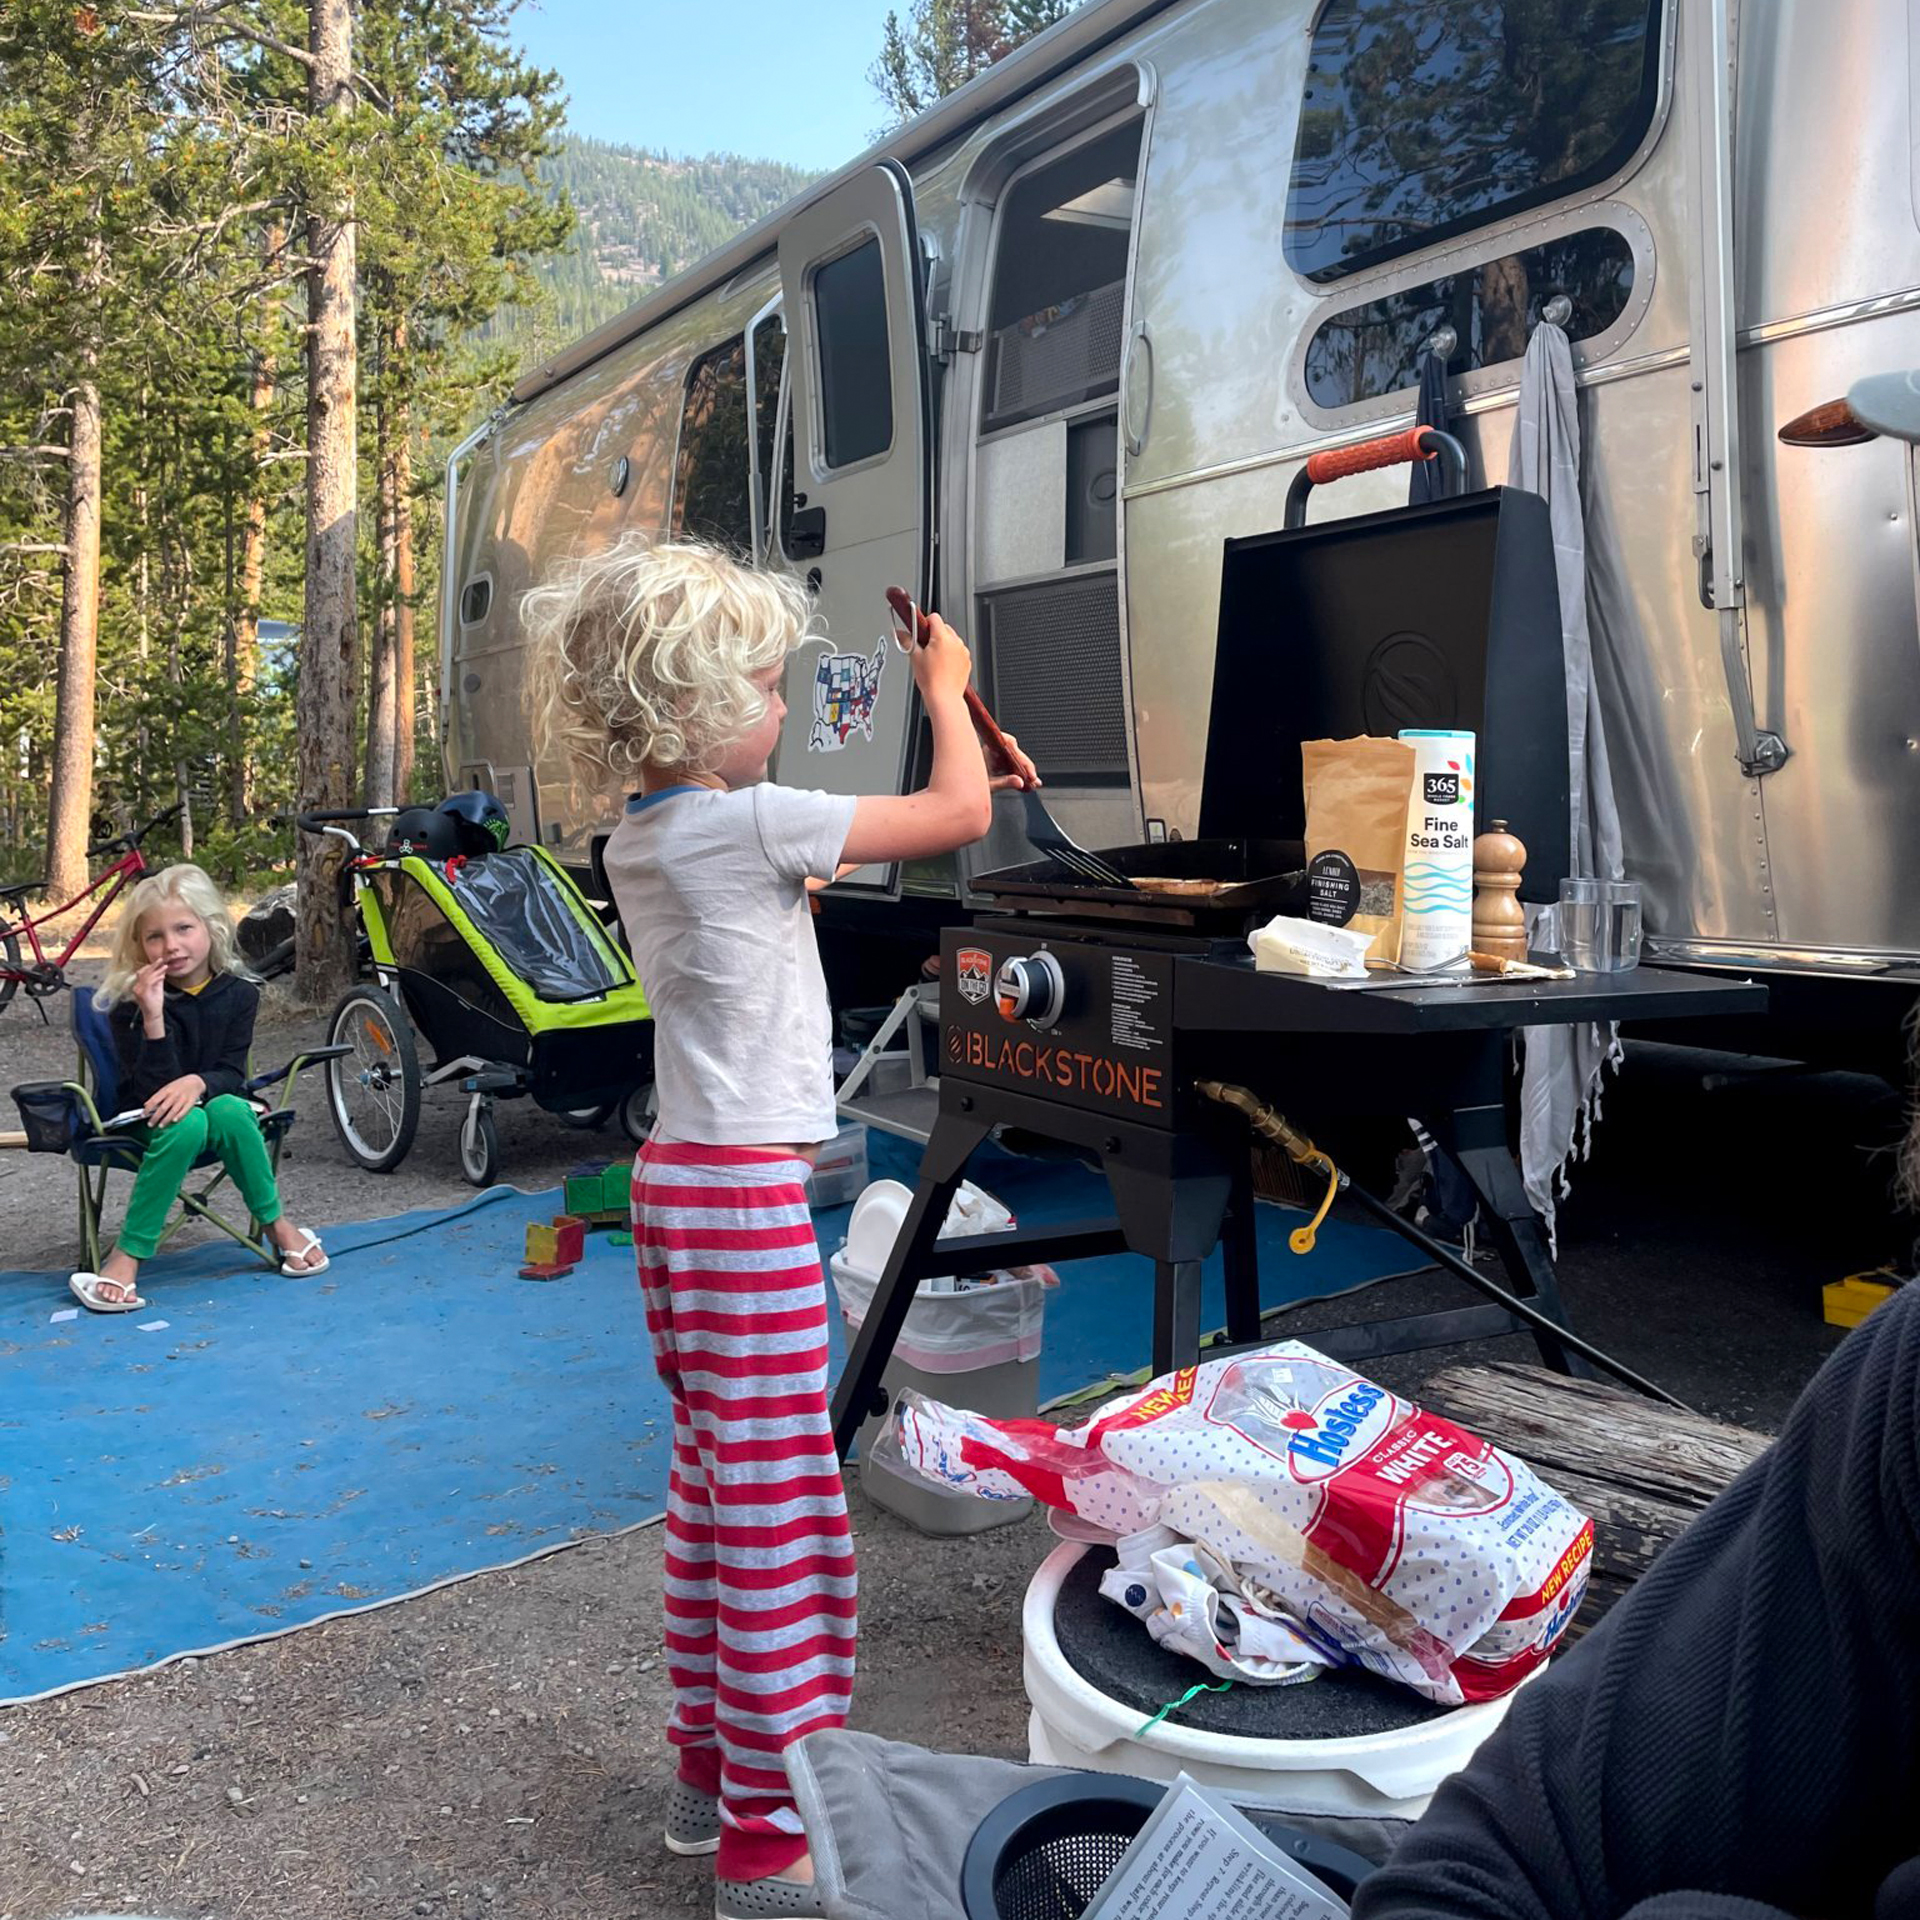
[9,988,349,1271]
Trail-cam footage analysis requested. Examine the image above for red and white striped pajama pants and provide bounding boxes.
[632,1140,858,1884]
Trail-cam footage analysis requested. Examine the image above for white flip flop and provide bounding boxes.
[69,1270,146,1314]
[279,1230,330,1277]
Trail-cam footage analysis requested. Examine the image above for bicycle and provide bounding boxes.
[0,804,184,1017]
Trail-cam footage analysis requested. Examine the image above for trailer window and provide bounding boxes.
[813,238,892,468]
[672,335,752,553]
[1304,227,1635,409]
[750,310,796,558]
[1286,0,1664,284]
[983,120,1141,433]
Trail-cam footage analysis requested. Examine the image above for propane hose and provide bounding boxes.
[1196,1079,1689,1411]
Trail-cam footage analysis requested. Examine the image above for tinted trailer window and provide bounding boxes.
[1286,0,1664,284]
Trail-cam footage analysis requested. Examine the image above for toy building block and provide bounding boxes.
[552,1215,586,1266]
[563,1170,607,1218]
[525,1221,561,1267]
[1823,1272,1902,1329]
[608,1231,633,1247]
[518,1260,575,1282]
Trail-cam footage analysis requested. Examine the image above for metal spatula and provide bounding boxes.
[886,588,1133,889]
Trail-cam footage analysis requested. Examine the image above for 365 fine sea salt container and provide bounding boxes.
[1397,728,1476,971]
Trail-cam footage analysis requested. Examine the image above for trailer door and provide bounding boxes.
[772,159,934,893]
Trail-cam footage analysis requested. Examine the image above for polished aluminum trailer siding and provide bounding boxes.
[445,0,1920,992]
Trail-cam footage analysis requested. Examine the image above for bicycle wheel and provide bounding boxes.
[0,929,19,1013]
[325,984,420,1172]
[556,1102,616,1131]
[619,1080,657,1146]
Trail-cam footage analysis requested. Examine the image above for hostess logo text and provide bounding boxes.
[1289,1382,1390,1472]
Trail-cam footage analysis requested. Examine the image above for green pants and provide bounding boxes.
[116,1094,283,1260]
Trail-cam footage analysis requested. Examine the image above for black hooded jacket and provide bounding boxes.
[110,969,258,1108]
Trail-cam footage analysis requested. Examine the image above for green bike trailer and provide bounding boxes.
[322,831,653,1186]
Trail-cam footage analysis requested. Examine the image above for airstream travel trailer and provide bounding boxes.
[442,0,1920,1072]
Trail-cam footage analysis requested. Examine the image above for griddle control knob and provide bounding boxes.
[994,950,1066,1030]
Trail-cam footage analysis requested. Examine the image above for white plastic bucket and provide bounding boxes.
[1022,1543,1526,1823]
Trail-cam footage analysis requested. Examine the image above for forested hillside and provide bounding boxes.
[490,139,817,358]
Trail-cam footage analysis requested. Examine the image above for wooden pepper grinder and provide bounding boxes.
[1473,819,1529,963]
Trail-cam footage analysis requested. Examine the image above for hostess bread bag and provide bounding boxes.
[893,1344,1593,1706]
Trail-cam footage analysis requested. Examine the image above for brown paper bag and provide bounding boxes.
[1302,736,1417,965]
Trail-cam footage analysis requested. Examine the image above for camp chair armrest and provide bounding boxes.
[63,1080,113,1134]
[244,1045,352,1100]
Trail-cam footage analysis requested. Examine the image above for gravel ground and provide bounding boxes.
[0,959,1908,1918]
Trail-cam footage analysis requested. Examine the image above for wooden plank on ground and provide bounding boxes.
[1422,1363,1773,1636]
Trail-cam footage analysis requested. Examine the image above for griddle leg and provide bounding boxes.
[1103,1151,1233,1375]
[1153,1260,1204,1376]
[829,1109,991,1459]
[1219,1152,1263,1347]
[1445,1116,1582,1378]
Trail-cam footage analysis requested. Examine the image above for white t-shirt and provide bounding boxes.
[603,782,857,1146]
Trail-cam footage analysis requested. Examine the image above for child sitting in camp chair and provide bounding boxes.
[68,863,328,1314]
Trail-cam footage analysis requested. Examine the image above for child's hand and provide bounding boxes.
[988,729,1041,793]
[132,958,168,1023]
[908,611,974,704]
[145,1074,205,1128]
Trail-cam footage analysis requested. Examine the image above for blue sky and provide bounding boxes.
[510,1,901,173]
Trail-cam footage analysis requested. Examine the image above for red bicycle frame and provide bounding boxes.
[0,804,182,1006]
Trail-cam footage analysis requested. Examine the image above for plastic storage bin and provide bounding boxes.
[828,1178,1052,1536]
[805,1122,870,1208]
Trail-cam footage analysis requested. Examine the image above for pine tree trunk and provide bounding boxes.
[45,368,102,904]
[230,225,283,831]
[392,377,418,804]
[296,0,360,1004]
[364,375,398,810]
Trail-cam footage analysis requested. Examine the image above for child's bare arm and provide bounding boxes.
[840,613,994,866]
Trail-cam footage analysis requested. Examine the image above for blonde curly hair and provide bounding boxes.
[523,535,815,786]
[95,863,257,1010]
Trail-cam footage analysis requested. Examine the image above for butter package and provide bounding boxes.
[1247,914,1373,978]
[1301,736,1417,966]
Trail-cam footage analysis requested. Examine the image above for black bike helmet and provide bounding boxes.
[439,790,512,856]
[387,806,461,861]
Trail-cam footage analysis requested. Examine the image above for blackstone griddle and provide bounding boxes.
[974,837,1305,934]
[829,454,1766,1460]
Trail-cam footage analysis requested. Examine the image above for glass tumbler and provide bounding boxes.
[1558,877,1604,970]
[1601,879,1643,972]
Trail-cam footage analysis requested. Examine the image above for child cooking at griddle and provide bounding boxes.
[524,536,1032,1920]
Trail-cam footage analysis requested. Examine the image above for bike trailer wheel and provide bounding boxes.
[458,1098,500,1189]
[326,984,421,1173]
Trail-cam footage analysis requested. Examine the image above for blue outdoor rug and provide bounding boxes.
[0,1134,1420,1702]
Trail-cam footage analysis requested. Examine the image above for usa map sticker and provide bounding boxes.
[808,641,886,753]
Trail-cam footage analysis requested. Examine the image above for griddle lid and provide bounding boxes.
[1199,487,1570,904]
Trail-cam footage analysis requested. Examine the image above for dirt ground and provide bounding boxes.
[0,964,1906,1918]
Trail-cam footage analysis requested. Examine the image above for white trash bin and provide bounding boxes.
[829,1178,1051,1537]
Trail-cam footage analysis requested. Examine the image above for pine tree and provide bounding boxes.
[870,0,1074,124]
